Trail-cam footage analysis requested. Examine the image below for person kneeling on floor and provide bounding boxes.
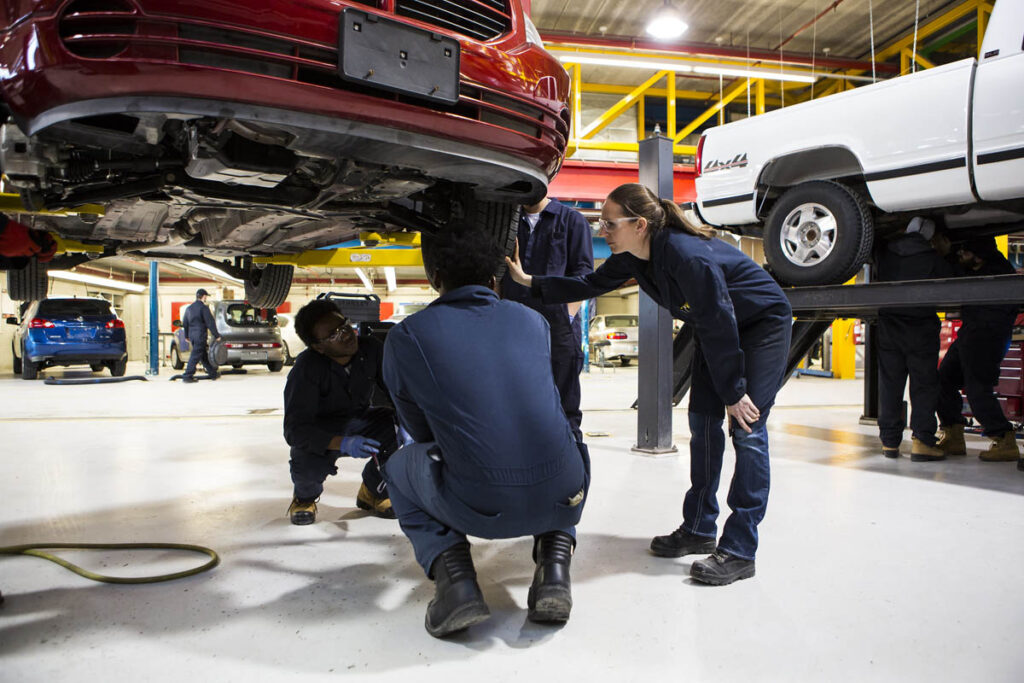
[283,299,399,524]
[381,228,590,638]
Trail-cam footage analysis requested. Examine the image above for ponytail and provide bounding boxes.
[607,183,716,240]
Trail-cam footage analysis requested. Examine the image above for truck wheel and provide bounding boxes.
[244,264,293,309]
[12,343,22,374]
[764,180,873,286]
[170,343,184,370]
[7,258,49,301]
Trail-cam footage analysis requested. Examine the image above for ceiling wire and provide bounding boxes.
[811,0,818,100]
[746,29,751,117]
[868,0,877,82]
[779,4,785,108]
[912,0,921,73]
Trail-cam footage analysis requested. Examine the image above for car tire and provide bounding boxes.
[12,343,22,374]
[170,343,184,370]
[763,180,874,286]
[267,360,284,372]
[619,358,632,367]
[232,363,243,370]
[90,363,104,372]
[447,189,520,280]
[244,264,293,309]
[108,357,127,377]
[7,258,49,301]
[22,351,39,380]
[282,341,295,366]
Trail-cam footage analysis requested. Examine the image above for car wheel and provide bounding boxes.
[619,358,632,367]
[6,257,49,301]
[11,343,22,374]
[22,350,39,380]
[282,341,295,366]
[244,264,293,309]
[763,180,873,286]
[170,343,184,370]
[267,361,284,372]
[108,357,127,377]
[232,363,243,370]
[447,189,520,280]
[90,363,104,372]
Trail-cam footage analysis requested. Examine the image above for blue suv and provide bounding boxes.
[7,298,128,379]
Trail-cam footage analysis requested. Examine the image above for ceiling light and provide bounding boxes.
[554,52,693,73]
[691,65,818,84]
[552,51,820,84]
[49,270,146,292]
[646,0,688,41]
[185,260,243,284]
[384,267,397,292]
[354,267,373,292]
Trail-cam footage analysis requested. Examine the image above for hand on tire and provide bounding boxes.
[504,241,531,287]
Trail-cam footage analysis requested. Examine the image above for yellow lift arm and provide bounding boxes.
[254,231,424,268]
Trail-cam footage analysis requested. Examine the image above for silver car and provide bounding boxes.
[171,300,285,372]
[588,314,639,367]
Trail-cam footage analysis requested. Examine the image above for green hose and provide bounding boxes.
[0,543,220,584]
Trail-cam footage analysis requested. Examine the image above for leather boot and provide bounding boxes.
[355,483,395,519]
[910,437,945,462]
[527,531,574,623]
[650,524,717,558]
[287,497,317,525]
[979,431,1020,462]
[425,542,489,638]
[938,424,967,456]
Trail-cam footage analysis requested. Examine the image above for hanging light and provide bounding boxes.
[646,0,688,41]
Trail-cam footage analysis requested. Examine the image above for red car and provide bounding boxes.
[0,0,569,305]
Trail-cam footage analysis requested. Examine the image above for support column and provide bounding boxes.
[633,134,677,455]
[147,261,159,376]
[859,265,878,424]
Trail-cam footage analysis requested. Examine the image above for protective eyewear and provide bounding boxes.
[597,216,639,232]
[315,318,352,345]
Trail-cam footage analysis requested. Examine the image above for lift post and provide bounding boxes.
[147,261,159,376]
[633,133,677,455]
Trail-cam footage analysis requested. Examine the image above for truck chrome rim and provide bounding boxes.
[780,202,837,268]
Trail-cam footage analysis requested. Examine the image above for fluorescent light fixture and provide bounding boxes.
[555,53,693,73]
[384,266,397,292]
[49,269,146,293]
[646,0,688,41]
[354,267,373,292]
[185,260,243,284]
[692,64,818,84]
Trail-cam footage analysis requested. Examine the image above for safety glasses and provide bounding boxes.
[597,216,639,232]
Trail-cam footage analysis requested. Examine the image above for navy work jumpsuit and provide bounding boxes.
[532,227,791,561]
[501,199,594,439]
[283,337,398,501]
[381,286,590,575]
[937,246,1019,436]
[182,298,219,378]
[874,233,954,448]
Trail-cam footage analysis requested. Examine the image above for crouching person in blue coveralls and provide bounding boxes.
[382,228,590,638]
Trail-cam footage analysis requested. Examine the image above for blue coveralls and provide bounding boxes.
[182,298,219,378]
[382,286,590,576]
[501,199,594,439]
[532,228,792,561]
[283,338,397,501]
[874,234,954,448]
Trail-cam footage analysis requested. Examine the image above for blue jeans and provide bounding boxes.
[682,314,791,561]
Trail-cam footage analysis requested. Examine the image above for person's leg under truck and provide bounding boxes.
[384,441,588,576]
[959,326,1013,436]
[876,315,910,448]
[289,447,340,501]
[937,340,967,427]
[902,316,941,445]
[682,344,726,542]
[184,337,208,377]
[549,315,584,440]
[719,315,792,561]
[344,406,399,496]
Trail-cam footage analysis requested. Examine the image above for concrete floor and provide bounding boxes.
[1,362,1021,681]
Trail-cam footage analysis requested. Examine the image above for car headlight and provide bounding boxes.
[523,16,543,47]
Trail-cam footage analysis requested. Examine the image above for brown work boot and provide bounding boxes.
[910,437,945,462]
[937,424,967,456]
[288,497,317,525]
[979,431,1020,462]
[356,483,396,519]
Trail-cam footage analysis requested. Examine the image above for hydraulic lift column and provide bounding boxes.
[147,261,159,376]
[632,133,677,455]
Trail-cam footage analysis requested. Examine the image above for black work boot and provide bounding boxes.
[425,542,489,638]
[528,531,574,623]
[650,524,717,558]
[690,550,755,586]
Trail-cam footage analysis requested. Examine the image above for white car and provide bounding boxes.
[275,313,305,366]
[693,0,1024,286]
[588,314,639,366]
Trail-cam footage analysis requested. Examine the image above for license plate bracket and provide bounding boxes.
[338,9,460,105]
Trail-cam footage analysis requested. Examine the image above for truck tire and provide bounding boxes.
[7,258,49,301]
[244,264,293,309]
[764,180,873,286]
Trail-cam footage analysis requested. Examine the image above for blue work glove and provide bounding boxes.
[339,435,381,459]
[397,425,415,447]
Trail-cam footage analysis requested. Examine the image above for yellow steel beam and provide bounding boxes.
[571,63,582,142]
[572,139,697,155]
[637,93,646,141]
[673,78,754,143]
[667,74,677,139]
[256,247,423,268]
[582,82,715,101]
[755,79,765,115]
[54,236,104,255]
[0,192,105,216]
[579,70,668,140]
[875,0,985,62]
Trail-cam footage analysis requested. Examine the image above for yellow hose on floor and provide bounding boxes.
[0,543,220,584]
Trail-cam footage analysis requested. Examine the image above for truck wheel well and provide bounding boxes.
[755,147,867,220]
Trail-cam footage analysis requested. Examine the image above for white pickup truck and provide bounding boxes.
[693,0,1024,286]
